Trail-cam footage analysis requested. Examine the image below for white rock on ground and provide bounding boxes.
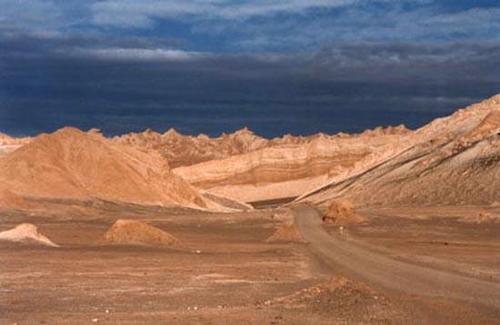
[0,223,59,247]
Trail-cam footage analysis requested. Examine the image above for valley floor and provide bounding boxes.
[0,202,499,324]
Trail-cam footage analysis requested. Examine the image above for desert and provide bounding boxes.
[2,1,500,321]
[1,95,500,323]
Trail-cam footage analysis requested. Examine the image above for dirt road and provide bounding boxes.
[294,205,500,309]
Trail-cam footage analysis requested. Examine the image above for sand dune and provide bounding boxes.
[0,127,223,210]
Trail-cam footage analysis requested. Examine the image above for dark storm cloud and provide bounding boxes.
[4,28,498,83]
[308,42,500,82]
[1,0,500,137]
[1,29,499,137]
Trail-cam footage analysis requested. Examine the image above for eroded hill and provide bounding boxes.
[0,127,223,210]
[300,94,500,207]
[3,94,500,207]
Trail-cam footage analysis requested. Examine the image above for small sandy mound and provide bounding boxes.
[268,276,404,322]
[323,200,363,225]
[274,276,379,306]
[266,222,306,243]
[103,219,179,247]
[0,223,59,247]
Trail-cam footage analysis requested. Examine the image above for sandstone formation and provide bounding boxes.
[173,127,411,202]
[0,223,59,247]
[112,125,410,203]
[103,219,179,247]
[113,127,270,168]
[0,127,224,210]
[3,94,500,209]
[300,94,500,207]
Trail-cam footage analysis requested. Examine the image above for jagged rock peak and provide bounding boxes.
[163,128,183,138]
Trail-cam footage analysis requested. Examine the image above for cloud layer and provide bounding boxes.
[0,1,499,136]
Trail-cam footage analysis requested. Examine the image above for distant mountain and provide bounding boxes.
[172,125,410,202]
[4,94,499,207]
[112,127,270,168]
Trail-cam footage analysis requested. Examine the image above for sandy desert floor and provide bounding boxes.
[1,201,500,324]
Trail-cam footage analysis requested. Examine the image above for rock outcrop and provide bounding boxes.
[113,126,411,203]
[113,127,270,168]
[301,94,500,207]
[173,127,411,202]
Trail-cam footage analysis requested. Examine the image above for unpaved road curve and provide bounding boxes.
[294,205,500,308]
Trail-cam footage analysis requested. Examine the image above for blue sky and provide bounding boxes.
[1,0,499,136]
